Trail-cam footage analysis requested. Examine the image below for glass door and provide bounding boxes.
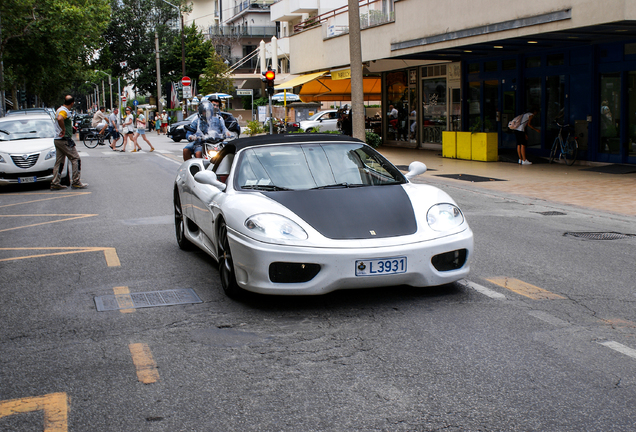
[628,72,636,163]
[599,73,621,159]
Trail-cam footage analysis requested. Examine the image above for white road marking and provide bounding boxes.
[527,310,570,327]
[460,280,506,299]
[77,151,89,157]
[154,149,173,154]
[155,153,181,165]
[598,341,636,360]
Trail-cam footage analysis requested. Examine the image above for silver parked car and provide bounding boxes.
[299,110,339,132]
[0,114,69,186]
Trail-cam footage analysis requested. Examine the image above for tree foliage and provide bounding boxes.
[1,0,110,106]
[199,52,234,96]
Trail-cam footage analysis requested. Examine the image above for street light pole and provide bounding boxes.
[95,70,113,109]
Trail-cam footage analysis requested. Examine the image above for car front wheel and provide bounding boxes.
[174,189,194,250]
[218,220,241,298]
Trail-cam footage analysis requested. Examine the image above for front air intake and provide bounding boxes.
[269,262,321,283]
[431,249,468,272]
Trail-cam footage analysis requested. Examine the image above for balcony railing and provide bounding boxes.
[293,0,394,37]
[208,25,277,38]
[231,0,277,18]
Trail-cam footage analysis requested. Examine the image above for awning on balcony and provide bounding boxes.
[274,71,328,90]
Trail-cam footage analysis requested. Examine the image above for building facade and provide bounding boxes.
[272,0,636,164]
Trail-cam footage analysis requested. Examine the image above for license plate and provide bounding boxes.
[18,176,37,184]
[355,257,407,276]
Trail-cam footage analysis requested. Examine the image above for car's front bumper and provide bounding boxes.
[227,227,474,295]
[0,169,55,186]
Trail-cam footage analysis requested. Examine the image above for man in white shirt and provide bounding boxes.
[92,106,109,136]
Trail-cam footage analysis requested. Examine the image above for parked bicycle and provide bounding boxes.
[549,122,578,166]
[83,127,122,149]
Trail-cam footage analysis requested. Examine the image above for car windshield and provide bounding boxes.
[0,118,56,141]
[236,143,405,191]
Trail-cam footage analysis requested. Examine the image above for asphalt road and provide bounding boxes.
[1,134,636,431]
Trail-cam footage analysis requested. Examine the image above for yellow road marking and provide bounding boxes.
[128,343,160,384]
[0,247,121,267]
[114,286,135,313]
[486,277,566,300]
[0,214,97,233]
[0,191,91,209]
[0,392,68,432]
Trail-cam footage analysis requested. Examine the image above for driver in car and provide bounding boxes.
[183,97,231,160]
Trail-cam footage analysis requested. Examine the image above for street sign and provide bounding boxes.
[181,76,191,86]
[183,86,192,98]
[122,96,127,103]
[133,100,138,106]
[236,89,253,96]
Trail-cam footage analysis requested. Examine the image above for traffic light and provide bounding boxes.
[262,67,275,96]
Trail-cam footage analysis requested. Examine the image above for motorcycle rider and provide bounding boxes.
[183,96,231,161]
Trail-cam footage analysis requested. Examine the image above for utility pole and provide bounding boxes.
[155,31,162,114]
[348,0,365,141]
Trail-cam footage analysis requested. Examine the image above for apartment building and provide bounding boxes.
[271,0,636,165]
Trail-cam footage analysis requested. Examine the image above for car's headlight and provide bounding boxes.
[45,147,56,160]
[427,204,464,232]
[245,213,308,240]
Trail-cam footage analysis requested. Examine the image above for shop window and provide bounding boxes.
[525,56,541,68]
[484,61,497,72]
[502,59,516,70]
[625,43,636,56]
[525,77,541,148]
[386,71,409,141]
[468,63,479,74]
[628,72,636,158]
[546,75,566,149]
[484,80,499,132]
[600,73,621,154]
[468,82,481,132]
[421,77,447,142]
[547,54,565,66]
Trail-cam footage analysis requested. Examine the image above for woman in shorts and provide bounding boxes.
[132,108,155,152]
[120,107,136,152]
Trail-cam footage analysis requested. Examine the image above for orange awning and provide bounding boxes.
[298,77,381,102]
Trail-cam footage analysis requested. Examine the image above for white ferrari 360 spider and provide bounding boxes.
[173,134,473,297]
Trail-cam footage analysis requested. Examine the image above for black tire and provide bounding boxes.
[114,136,124,148]
[171,137,181,142]
[84,133,99,149]
[549,138,558,164]
[565,138,578,166]
[174,189,194,250]
[218,220,241,298]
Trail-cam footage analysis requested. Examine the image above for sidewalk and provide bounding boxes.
[378,146,636,217]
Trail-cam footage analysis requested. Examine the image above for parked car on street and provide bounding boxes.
[7,108,56,120]
[299,110,339,132]
[0,114,69,186]
[173,133,473,298]
[168,112,240,142]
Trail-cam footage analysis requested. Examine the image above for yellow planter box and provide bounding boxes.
[471,132,499,161]
[456,132,472,160]
[442,131,457,158]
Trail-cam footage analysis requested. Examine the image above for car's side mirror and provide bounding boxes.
[404,161,427,180]
[194,170,226,191]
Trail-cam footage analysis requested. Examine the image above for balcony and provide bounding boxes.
[208,25,277,38]
[230,0,277,19]
[290,0,318,14]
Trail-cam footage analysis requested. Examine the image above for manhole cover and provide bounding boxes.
[434,174,506,182]
[537,211,567,216]
[95,288,202,311]
[564,232,634,240]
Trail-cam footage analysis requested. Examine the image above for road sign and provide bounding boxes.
[181,76,191,86]
[183,86,192,98]
[122,96,127,103]
[236,89,253,96]
[133,100,138,106]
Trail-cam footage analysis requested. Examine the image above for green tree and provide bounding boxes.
[163,22,213,84]
[1,0,110,107]
[199,52,234,95]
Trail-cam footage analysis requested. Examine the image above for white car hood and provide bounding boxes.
[0,138,55,154]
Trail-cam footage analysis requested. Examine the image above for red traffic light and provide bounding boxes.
[264,70,275,81]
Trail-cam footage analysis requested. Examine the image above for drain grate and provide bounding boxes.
[564,232,635,241]
[435,174,506,182]
[95,288,202,311]
[537,211,567,216]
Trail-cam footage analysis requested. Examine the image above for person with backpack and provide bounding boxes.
[509,107,539,165]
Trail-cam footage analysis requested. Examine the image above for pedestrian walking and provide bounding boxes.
[109,107,121,150]
[51,95,88,189]
[155,111,161,134]
[161,110,168,134]
[120,106,135,152]
[132,108,155,152]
